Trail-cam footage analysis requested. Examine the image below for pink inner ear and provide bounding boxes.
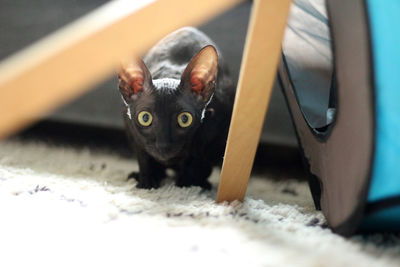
[190,76,203,94]
[132,77,144,94]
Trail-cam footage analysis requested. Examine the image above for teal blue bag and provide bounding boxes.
[279,0,400,235]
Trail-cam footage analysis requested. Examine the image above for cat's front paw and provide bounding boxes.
[127,171,161,189]
[136,180,161,189]
[136,176,161,189]
[199,180,212,190]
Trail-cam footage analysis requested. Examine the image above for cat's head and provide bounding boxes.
[118,45,218,162]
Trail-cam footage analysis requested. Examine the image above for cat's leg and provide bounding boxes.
[176,158,212,190]
[130,148,166,189]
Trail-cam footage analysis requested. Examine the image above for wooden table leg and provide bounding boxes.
[216,0,291,203]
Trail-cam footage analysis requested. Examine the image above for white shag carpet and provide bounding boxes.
[1,139,400,267]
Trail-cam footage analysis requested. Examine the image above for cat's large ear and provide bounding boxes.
[117,59,152,100]
[181,45,218,103]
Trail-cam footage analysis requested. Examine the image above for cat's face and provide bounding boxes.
[118,46,218,163]
[126,83,204,162]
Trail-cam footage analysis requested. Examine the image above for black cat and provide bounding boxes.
[117,27,235,189]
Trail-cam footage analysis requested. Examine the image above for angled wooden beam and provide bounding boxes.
[0,0,242,138]
[217,0,292,203]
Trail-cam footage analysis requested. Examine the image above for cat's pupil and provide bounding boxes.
[181,114,188,123]
[142,114,149,122]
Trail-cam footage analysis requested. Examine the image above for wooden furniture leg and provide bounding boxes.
[0,0,241,139]
[216,0,291,203]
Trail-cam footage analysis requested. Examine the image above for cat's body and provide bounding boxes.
[118,27,235,189]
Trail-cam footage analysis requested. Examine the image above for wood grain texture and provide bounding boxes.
[0,0,242,138]
[216,0,291,203]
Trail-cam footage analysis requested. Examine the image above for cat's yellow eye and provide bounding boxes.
[177,112,193,128]
[138,111,153,127]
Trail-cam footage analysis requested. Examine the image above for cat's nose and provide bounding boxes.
[156,143,178,160]
[156,143,172,153]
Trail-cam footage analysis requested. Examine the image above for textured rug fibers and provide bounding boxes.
[0,138,400,267]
